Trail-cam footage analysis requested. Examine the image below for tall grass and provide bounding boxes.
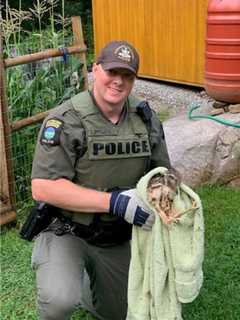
[1,0,72,55]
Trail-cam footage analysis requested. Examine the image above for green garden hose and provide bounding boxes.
[188,103,240,128]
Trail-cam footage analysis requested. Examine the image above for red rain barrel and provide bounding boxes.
[205,0,240,103]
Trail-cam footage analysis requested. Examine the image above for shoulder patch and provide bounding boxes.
[40,118,63,146]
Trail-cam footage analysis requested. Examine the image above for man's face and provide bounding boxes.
[92,64,135,106]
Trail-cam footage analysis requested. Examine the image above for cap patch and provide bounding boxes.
[114,45,134,63]
[40,118,63,146]
[96,40,139,74]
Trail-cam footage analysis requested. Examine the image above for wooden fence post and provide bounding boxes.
[71,16,89,90]
[0,32,16,225]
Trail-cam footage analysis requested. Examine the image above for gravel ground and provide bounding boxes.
[132,77,213,117]
[88,73,214,118]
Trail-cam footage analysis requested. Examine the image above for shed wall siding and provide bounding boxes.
[92,0,208,86]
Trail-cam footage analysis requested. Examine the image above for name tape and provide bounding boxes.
[89,140,151,159]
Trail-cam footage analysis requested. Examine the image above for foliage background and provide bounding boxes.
[1,0,93,213]
[6,0,93,56]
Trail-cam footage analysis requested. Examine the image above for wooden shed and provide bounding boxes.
[92,0,208,87]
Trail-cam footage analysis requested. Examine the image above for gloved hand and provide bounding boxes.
[109,189,155,231]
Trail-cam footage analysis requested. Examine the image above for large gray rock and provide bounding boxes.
[164,112,240,188]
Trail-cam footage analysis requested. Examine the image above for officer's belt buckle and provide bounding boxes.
[54,222,77,236]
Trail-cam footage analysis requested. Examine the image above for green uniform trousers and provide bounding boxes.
[31,231,130,320]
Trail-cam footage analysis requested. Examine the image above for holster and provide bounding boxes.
[19,202,60,241]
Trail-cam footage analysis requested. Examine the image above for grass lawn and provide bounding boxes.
[1,185,240,319]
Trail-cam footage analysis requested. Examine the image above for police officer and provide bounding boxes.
[31,40,171,320]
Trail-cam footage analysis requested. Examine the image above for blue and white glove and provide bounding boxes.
[109,189,155,231]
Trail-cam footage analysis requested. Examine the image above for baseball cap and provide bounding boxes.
[96,41,139,75]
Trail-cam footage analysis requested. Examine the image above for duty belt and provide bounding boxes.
[54,219,93,238]
[52,215,132,248]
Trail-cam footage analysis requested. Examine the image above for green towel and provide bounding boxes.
[127,167,204,320]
